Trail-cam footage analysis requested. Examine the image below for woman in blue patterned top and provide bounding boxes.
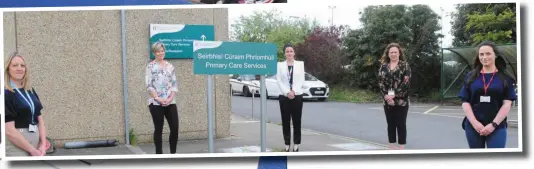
[145,41,179,154]
[458,41,516,148]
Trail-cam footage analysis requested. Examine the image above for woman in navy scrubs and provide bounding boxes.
[458,41,516,148]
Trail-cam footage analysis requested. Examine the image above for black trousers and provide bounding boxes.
[149,104,179,154]
[278,95,303,145]
[383,104,409,144]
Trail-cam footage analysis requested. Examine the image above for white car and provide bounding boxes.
[229,74,260,97]
[247,72,330,101]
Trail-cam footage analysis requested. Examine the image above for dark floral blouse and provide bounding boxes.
[378,61,411,106]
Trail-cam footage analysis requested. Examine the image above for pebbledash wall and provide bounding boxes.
[3,8,232,147]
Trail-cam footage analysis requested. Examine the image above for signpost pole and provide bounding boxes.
[207,74,214,153]
[193,41,277,153]
[260,75,266,152]
[252,88,255,119]
[201,36,214,153]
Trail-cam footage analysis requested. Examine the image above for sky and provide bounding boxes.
[228,0,457,48]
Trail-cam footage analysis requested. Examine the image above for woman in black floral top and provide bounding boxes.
[378,43,411,150]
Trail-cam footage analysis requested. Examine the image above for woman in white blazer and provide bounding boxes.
[276,43,305,152]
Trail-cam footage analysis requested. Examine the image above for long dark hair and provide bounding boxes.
[380,43,405,64]
[466,41,511,88]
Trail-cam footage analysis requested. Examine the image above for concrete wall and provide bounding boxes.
[3,9,231,147]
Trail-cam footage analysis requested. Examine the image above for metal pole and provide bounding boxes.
[328,6,336,27]
[14,12,18,52]
[120,9,130,145]
[443,65,469,95]
[440,48,444,105]
[439,7,444,105]
[199,37,213,153]
[440,7,444,49]
[260,75,267,152]
[207,75,214,153]
[439,7,445,105]
[252,87,255,119]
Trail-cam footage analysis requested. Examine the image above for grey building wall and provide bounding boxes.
[3,8,231,147]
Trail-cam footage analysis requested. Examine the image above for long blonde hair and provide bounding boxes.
[4,52,31,92]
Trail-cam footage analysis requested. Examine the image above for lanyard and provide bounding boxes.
[10,81,36,125]
[288,66,293,89]
[481,69,497,95]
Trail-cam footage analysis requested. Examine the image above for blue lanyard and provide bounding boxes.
[10,81,36,125]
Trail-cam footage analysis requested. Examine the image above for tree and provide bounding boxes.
[230,9,319,60]
[230,9,281,42]
[465,7,516,45]
[450,3,516,47]
[343,5,412,90]
[405,5,443,96]
[343,5,442,96]
[294,25,348,85]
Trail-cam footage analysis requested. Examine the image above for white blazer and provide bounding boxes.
[276,60,305,96]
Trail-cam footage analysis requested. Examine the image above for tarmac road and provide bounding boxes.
[232,96,520,149]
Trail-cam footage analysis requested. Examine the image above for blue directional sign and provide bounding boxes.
[150,24,215,59]
[193,41,278,75]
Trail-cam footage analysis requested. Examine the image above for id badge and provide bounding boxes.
[480,96,491,103]
[29,124,37,132]
[388,90,395,96]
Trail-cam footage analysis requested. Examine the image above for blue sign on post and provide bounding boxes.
[194,40,278,153]
[150,24,215,59]
[192,41,278,75]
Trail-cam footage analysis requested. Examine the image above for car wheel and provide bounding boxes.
[243,86,252,97]
[318,98,327,102]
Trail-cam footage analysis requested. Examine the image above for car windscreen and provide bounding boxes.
[305,73,318,81]
[240,75,256,81]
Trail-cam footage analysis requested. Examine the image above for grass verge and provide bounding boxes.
[329,86,381,103]
[328,86,460,104]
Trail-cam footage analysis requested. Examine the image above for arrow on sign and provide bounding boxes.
[201,34,206,40]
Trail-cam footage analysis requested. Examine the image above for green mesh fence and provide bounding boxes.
[440,44,517,102]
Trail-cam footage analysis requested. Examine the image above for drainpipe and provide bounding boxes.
[121,9,130,145]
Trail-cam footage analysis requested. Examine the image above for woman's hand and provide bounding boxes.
[480,124,496,136]
[29,148,43,156]
[471,121,485,134]
[37,115,48,156]
[39,138,48,155]
[39,142,47,155]
[288,91,295,99]
[384,95,394,105]
[155,97,166,105]
[387,99,395,106]
[384,95,394,101]
[162,97,173,107]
